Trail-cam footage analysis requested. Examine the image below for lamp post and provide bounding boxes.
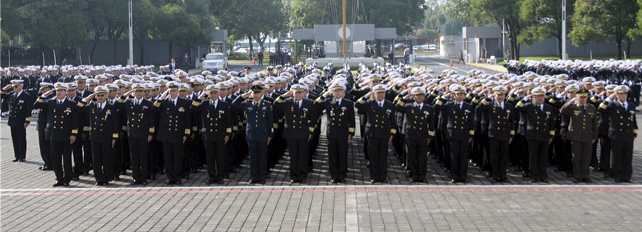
[562,0,567,60]
[128,0,133,65]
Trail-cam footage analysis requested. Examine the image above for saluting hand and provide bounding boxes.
[43,90,54,97]
[198,92,208,99]
[242,91,252,98]
[160,89,170,100]
[284,90,294,98]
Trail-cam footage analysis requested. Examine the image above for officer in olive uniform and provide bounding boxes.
[117,83,156,185]
[232,83,274,184]
[78,86,120,186]
[394,87,435,183]
[515,87,557,183]
[154,81,192,185]
[315,83,356,184]
[561,87,598,183]
[274,84,318,183]
[599,85,638,183]
[2,80,32,162]
[356,84,397,183]
[192,84,233,185]
[476,86,515,183]
[434,84,475,183]
[33,83,80,187]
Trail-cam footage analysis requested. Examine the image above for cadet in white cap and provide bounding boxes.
[599,85,637,183]
[477,86,515,183]
[3,79,32,163]
[515,87,556,183]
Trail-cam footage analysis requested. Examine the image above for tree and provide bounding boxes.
[570,0,639,60]
[131,0,158,64]
[519,0,575,59]
[150,4,210,61]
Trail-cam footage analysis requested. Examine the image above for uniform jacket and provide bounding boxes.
[274,96,318,141]
[394,99,435,142]
[192,97,233,142]
[599,100,638,142]
[434,98,476,141]
[355,97,397,139]
[5,90,32,127]
[116,96,155,139]
[560,101,598,142]
[515,99,557,142]
[232,96,274,142]
[33,96,79,141]
[314,96,355,140]
[154,97,192,143]
[476,99,516,141]
[78,100,120,143]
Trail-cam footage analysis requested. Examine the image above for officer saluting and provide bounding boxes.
[315,82,356,184]
[599,85,638,183]
[35,82,54,170]
[434,84,475,183]
[356,84,397,184]
[2,80,32,162]
[274,84,318,184]
[394,87,435,183]
[154,81,192,185]
[77,86,120,186]
[232,82,274,184]
[515,87,556,183]
[476,86,515,183]
[561,87,598,183]
[192,83,233,185]
[34,83,80,187]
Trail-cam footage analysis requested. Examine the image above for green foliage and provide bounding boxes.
[150,4,210,48]
[519,0,575,46]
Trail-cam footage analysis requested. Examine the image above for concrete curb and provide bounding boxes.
[467,63,508,73]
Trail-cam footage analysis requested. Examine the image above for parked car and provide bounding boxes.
[428,45,437,51]
[235,48,249,53]
[201,53,228,72]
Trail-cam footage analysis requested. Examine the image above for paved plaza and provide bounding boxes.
[1,60,642,231]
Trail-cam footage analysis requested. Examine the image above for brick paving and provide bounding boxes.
[1,112,642,231]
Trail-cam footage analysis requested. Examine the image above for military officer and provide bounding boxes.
[35,82,54,170]
[154,81,192,185]
[192,83,232,185]
[356,84,397,183]
[34,83,80,187]
[116,83,155,185]
[274,84,318,184]
[78,86,120,186]
[560,87,598,183]
[394,87,435,183]
[515,87,557,183]
[434,84,475,183]
[315,83,356,184]
[232,83,274,184]
[2,80,32,162]
[476,86,516,183]
[599,85,638,183]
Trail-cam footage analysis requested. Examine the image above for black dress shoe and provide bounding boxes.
[53,181,63,187]
[131,180,139,185]
[18,158,25,162]
[366,161,370,167]
[382,179,388,183]
[113,176,120,181]
[572,178,580,183]
[615,180,622,183]
[175,180,181,185]
[141,181,148,185]
[331,179,337,184]
[63,183,70,187]
[149,176,156,180]
[248,180,255,184]
[38,166,44,170]
[371,179,376,184]
[290,180,296,184]
[566,173,573,178]
[260,180,266,184]
[120,170,127,175]
[583,178,593,183]
[11,158,19,162]
[72,176,80,181]
[490,179,498,183]
[83,171,90,175]
[300,179,306,184]
[218,180,224,185]
[191,168,198,173]
[205,180,214,185]
[540,179,549,183]
[95,182,102,186]
[409,178,416,183]
[450,179,457,183]
[166,180,174,185]
[624,179,633,183]
[463,179,469,183]
[530,179,538,183]
[603,174,611,178]
[503,179,511,183]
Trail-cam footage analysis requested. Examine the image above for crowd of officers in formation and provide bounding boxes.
[1,58,639,187]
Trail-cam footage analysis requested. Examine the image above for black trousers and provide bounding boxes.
[327,137,348,180]
[51,141,73,183]
[570,140,592,179]
[10,126,27,159]
[405,139,428,180]
[258,58,263,65]
[367,137,389,181]
[91,141,112,183]
[598,135,611,175]
[148,139,162,177]
[71,137,83,176]
[82,136,92,173]
[611,139,633,181]
[489,139,509,181]
[287,139,309,181]
[248,141,268,181]
[129,137,149,182]
[163,142,184,182]
[449,140,469,181]
[528,140,549,180]
[38,127,51,167]
[204,140,227,182]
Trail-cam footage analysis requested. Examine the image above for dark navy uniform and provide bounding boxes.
[117,92,155,184]
[394,95,435,182]
[3,84,32,161]
[232,93,274,183]
[274,92,318,183]
[515,93,557,182]
[315,94,355,183]
[434,96,475,182]
[78,96,120,185]
[356,91,397,183]
[599,97,638,182]
[476,97,515,182]
[154,94,192,185]
[192,95,233,184]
